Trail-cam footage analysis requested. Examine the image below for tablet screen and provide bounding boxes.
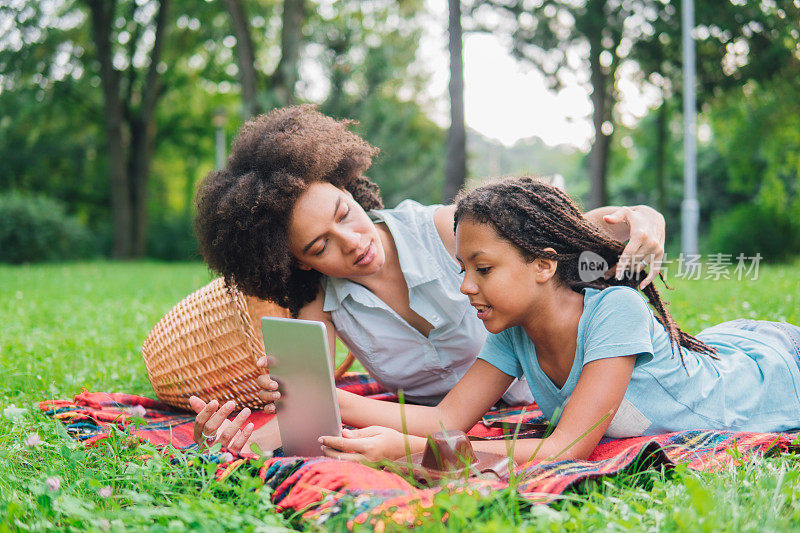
[260,317,342,456]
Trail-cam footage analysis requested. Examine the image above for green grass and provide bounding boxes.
[1,260,799,531]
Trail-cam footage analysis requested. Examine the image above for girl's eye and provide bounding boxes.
[477,267,491,275]
[314,241,327,256]
[458,267,465,274]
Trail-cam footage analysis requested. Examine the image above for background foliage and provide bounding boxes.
[0,0,798,261]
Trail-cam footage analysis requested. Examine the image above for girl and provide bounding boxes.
[189,107,667,451]
[319,177,800,464]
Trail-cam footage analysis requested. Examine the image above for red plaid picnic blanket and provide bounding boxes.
[39,374,799,529]
[38,374,541,448]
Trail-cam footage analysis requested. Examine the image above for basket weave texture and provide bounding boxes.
[141,277,289,410]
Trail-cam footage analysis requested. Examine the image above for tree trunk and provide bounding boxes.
[223,0,260,118]
[588,37,611,209]
[443,0,466,204]
[88,0,169,259]
[272,0,305,106]
[130,0,169,257]
[88,0,133,258]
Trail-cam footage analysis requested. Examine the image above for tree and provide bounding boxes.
[86,0,171,258]
[223,0,259,118]
[0,0,243,258]
[313,0,447,205]
[473,0,800,209]
[443,0,466,203]
[471,0,667,207]
[629,1,800,214]
[223,0,306,118]
[609,1,800,252]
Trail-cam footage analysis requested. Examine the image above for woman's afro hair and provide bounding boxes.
[194,105,383,316]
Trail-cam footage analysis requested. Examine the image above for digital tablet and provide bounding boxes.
[260,316,342,456]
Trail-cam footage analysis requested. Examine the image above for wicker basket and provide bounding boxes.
[141,277,290,410]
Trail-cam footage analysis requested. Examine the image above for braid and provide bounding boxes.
[454,177,717,367]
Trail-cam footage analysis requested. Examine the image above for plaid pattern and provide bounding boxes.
[38,374,396,450]
[40,392,202,448]
[513,429,798,502]
[40,374,799,529]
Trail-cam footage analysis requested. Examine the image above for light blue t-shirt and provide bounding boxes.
[322,200,532,405]
[478,286,800,436]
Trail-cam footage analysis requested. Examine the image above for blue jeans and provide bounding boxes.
[714,319,800,368]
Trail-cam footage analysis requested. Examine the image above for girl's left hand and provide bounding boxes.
[319,426,413,462]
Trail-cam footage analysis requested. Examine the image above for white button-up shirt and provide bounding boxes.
[322,200,531,405]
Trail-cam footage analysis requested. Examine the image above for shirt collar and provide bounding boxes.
[371,208,442,289]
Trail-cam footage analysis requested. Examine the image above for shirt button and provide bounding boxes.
[432,315,439,322]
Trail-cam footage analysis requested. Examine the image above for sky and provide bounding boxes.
[418,1,657,150]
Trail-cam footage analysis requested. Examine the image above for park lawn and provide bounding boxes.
[1,260,799,531]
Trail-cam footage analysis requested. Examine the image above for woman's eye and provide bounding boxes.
[458,267,465,274]
[477,267,491,275]
[315,241,327,256]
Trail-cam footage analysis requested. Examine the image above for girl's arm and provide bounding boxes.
[323,355,635,463]
[322,359,515,458]
[470,354,636,463]
[338,359,514,433]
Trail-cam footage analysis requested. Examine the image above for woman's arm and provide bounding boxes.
[584,205,666,289]
[295,285,337,356]
[433,204,458,260]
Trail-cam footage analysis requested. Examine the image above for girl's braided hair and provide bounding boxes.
[194,105,382,316]
[453,177,716,365]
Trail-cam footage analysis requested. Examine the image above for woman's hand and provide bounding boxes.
[319,426,423,462]
[602,205,666,289]
[255,356,280,413]
[189,396,255,453]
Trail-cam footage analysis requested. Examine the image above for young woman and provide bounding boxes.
[318,177,800,463]
[188,106,667,451]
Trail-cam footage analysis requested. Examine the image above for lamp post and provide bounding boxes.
[681,0,699,256]
[213,107,227,170]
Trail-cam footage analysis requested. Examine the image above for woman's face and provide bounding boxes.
[287,182,385,279]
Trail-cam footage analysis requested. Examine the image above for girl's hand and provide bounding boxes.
[189,396,255,454]
[319,426,416,462]
[255,356,280,414]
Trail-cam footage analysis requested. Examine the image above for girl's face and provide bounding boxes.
[287,182,385,279]
[456,218,551,334]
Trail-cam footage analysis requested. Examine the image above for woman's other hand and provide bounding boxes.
[602,205,666,289]
[319,426,423,462]
[189,396,255,453]
[255,356,280,414]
